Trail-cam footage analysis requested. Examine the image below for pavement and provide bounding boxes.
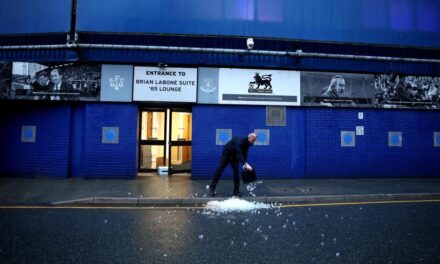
[0,176,440,207]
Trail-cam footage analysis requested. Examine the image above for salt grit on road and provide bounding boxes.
[205,197,272,213]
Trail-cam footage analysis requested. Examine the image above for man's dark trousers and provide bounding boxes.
[210,149,240,193]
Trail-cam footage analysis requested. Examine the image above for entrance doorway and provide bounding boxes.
[138,108,192,175]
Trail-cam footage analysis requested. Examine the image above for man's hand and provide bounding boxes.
[243,163,253,171]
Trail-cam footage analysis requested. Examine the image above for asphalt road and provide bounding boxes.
[1,201,439,264]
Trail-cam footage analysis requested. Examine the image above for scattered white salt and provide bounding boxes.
[205,197,271,213]
[198,235,204,240]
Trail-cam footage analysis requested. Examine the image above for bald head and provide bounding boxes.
[248,133,257,144]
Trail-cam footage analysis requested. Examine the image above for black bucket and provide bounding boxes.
[241,169,257,184]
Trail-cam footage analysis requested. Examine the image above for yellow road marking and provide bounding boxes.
[0,199,439,210]
[0,205,202,210]
[278,199,440,208]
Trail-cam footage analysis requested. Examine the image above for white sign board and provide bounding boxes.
[218,68,300,106]
[133,67,197,102]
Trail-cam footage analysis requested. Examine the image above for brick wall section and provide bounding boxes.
[192,105,305,179]
[1,102,439,179]
[70,103,138,178]
[0,103,71,177]
[305,108,440,177]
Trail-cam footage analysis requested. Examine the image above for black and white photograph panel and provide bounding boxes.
[9,62,101,101]
[374,74,440,109]
[301,71,375,108]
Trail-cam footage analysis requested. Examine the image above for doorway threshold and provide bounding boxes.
[137,172,191,178]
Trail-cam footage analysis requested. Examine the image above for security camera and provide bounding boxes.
[246,38,254,50]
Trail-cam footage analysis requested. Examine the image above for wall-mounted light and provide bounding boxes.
[246,38,254,50]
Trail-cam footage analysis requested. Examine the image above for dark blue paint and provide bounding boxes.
[192,105,305,179]
[79,48,440,76]
[306,108,440,177]
[192,105,440,178]
[0,49,78,62]
[76,0,440,48]
[0,103,71,178]
[70,105,85,178]
[0,0,71,34]
[69,103,137,179]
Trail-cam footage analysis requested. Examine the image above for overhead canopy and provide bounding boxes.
[0,0,72,35]
[76,0,440,49]
[0,0,439,75]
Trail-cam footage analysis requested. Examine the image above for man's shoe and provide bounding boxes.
[209,186,216,197]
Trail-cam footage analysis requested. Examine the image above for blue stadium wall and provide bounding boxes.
[1,101,439,178]
[0,102,137,178]
[0,103,71,178]
[191,105,440,179]
[69,103,138,179]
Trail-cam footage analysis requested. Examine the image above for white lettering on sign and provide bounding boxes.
[133,67,197,102]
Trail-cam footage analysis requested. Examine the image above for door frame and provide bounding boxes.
[168,108,192,175]
[138,107,192,175]
[138,108,167,173]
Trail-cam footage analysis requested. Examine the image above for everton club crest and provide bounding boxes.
[248,72,272,93]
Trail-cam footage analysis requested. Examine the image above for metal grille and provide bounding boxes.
[266,106,286,126]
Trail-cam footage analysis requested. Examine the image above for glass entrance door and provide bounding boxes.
[138,108,192,175]
[168,109,192,174]
[139,109,167,172]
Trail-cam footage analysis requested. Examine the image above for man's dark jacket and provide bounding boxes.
[222,136,252,164]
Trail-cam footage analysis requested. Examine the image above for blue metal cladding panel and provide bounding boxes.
[0,49,78,62]
[192,105,305,179]
[0,103,71,178]
[70,103,138,178]
[305,108,440,178]
[80,49,440,76]
[0,0,72,34]
[76,0,440,48]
